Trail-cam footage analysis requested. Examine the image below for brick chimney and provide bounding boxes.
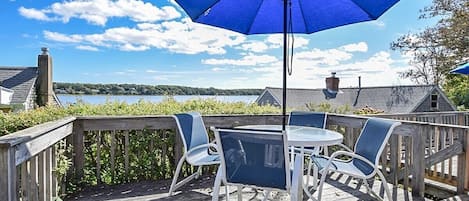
[37,47,54,106]
[325,72,339,93]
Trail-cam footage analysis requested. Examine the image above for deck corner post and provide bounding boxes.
[0,145,17,201]
[411,125,426,197]
[72,119,85,181]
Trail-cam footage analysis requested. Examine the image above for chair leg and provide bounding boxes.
[169,156,186,196]
[316,168,329,201]
[377,170,391,201]
[362,179,371,194]
[212,166,222,201]
[237,186,243,201]
[305,158,312,188]
[312,164,319,190]
[196,166,202,179]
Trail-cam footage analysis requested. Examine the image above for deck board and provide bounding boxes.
[66,173,432,201]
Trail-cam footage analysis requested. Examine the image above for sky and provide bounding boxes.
[0,0,436,89]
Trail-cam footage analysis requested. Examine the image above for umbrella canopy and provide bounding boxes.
[175,0,400,128]
[450,62,469,75]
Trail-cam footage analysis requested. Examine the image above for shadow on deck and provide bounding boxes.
[66,173,430,201]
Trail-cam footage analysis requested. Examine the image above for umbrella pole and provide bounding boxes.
[282,0,287,131]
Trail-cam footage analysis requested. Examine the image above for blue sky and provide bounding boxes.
[1,0,435,89]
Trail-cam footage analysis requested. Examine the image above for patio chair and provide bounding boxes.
[211,128,301,201]
[288,111,327,189]
[169,112,220,196]
[313,118,401,201]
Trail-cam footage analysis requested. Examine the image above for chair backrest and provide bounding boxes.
[214,128,290,191]
[173,112,210,153]
[353,118,401,175]
[288,111,327,129]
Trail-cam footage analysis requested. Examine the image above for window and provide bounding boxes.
[430,93,438,110]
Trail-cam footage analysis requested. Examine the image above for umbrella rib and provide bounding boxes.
[296,0,310,33]
[350,0,376,19]
[245,1,266,34]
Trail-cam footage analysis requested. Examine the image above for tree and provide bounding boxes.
[391,0,468,84]
[391,0,468,108]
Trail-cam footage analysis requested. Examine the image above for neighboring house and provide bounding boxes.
[0,48,60,111]
[256,85,456,114]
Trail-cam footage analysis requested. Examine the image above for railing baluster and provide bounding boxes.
[389,135,399,185]
[96,131,102,184]
[457,128,466,193]
[403,136,411,190]
[110,130,116,184]
[38,151,46,201]
[30,156,38,201]
[0,146,17,201]
[21,162,28,200]
[448,128,454,181]
[433,126,439,177]
[124,130,130,182]
[412,125,426,197]
[440,127,446,180]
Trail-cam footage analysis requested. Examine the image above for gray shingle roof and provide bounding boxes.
[260,85,442,113]
[0,67,38,104]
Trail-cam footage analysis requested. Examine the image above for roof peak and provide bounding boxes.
[0,66,37,70]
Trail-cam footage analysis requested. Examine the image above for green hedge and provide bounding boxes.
[0,98,281,195]
[0,98,280,137]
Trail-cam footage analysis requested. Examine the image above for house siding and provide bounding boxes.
[257,91,280,107]
[413,89,455,112]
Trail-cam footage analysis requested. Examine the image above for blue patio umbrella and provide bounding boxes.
[175,0,400,129]
[450,62,469,75]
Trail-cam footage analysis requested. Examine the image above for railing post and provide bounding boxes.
[463,128,469,190]
[411,125,426,197]
[456,128,467,193]
[0,145,17,201]
[73,119,85,181]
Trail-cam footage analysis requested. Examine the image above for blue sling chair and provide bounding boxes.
[313,118,401,201]
[169,112,220,196]
[288,111,327,190]
[211,128,302,201]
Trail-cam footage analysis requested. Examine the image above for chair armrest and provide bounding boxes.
[335,144,353,152]
[187,143,219,155]
[329,151,375,168]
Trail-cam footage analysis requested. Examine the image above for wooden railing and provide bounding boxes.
[0,113,468,201]
[373,111,469,189]
[0,117,75,201]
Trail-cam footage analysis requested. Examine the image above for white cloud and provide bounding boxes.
[295,48,353,65]
[19,0,180,26]
[238,41,269,53]
[211,67,226,72]
[43,19,246,54]
[340,42,368,52]
[202,54,278,66]
[19,7,52,21]
[265,35,309,49]
[76,45,99,51]
[369,20,386,28]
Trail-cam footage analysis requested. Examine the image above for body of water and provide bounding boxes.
[57,94,259,105]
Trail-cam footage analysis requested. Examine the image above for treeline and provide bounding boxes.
[53,82,263,95]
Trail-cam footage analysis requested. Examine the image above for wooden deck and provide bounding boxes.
[67,173,430,201]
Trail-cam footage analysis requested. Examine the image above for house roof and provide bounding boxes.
[258,85,446,113]
[0,67,38,104]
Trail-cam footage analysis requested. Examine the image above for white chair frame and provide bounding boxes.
[168,113,220,196]
[315,119,401,201]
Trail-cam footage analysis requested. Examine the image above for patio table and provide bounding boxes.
[235,125,343,200]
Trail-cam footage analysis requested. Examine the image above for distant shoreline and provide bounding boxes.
[54,82,263,96]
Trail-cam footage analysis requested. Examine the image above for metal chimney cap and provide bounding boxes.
[41,47,49,55]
